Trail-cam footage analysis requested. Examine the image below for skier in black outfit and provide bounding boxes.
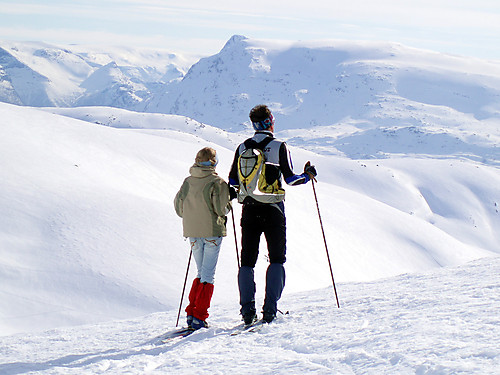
[228,104,317,324]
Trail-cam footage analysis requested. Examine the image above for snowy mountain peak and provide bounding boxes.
[223,34,248,48]
[148,36,500,141]
[80,61,122,91]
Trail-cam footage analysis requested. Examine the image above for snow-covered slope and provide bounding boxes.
[0,45,56,106]
[1,102,498,339]
[1,256,498,374]
[43,106,240,151]
[44,105,500,253]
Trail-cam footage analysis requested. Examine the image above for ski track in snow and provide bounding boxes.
[1,256,498,374]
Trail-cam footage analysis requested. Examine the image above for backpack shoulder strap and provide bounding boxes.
[243,136,274,151]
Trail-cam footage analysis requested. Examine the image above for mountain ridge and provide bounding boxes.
[2,36,500,134]
[0,40,198,109]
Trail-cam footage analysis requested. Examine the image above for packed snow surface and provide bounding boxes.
[0,257,498,374]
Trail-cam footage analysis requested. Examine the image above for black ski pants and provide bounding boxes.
[240,202,286,267]
[238,202,286,316]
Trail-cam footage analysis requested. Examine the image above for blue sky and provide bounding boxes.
[1,0,499,60]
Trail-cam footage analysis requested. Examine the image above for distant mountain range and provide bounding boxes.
[0,41,197,110]
[2,35,500,162]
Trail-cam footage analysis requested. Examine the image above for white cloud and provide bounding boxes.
[0,25,222,55]
[0,0,499,59]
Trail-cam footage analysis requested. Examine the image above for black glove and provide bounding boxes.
[304,161,317,178]
[229,186,238,200]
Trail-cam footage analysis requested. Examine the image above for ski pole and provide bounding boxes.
[311,177,340,308]
[175,249,192,327]
[231,207,241,268]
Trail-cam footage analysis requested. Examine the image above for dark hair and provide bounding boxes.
[249,105,272,123]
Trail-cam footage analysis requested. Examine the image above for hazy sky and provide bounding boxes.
[1,0,499,60]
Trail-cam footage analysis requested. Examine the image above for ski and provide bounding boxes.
[230,319,265,336]
[246,320,266,333]
[230,311,289,336]
[154,327,195,344]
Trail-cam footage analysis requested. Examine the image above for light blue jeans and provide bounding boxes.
[189,237,222,284]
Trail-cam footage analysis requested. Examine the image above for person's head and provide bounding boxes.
[195,147,218,167]
[249,104,274,132]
